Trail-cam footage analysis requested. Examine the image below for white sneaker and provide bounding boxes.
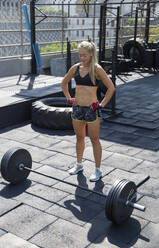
[69,164,83,175]
[90,169,102,182]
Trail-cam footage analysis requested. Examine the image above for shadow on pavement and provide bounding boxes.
[0,179,32,198]
[63,173,144,247]
[31,124,75,137]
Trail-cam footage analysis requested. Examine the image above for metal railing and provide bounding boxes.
[0,0,159,59]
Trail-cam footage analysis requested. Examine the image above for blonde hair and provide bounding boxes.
[78,41,98,85]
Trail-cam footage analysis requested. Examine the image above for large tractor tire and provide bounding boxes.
[123,39,145,66]
[31,97,73,130]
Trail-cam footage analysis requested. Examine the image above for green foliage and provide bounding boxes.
[39,7,62,13]
[120,17,146,39]
[40,42,78,53]
[126,18,145,26]
[38,7,67,16]
[70,42,78,50]
[149,25,159,42]
[126,18,136,26]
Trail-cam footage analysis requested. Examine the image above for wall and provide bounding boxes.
[0,48,113,77]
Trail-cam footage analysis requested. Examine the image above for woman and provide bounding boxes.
[61,41,115,182]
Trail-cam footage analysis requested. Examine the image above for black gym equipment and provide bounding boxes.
[31,97,73,130]
[98,4,121,116]
[0,147,150,225]
[123,2,159,71]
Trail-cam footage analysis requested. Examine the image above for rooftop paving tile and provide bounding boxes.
[131,160,159,179]
[102,153,142,171]
[133,222,159,248]
[24,134,62,149]
[52,172,97,199]
[0,180,34,199]
[105,143,142,156]
[28,164,70,186]
[13,183,69,211]
[27,146,57,163]
[101,169,149,188]
[133,196,159,224]
[133,149,159,162]
[83,145,113,162]
[0,204,57,240]
[46,194,104,226]
[133,177,159,198]
[0,129,39,142]
[85,214,148,247]
[29,218,98,248]
[41,152,77,171]
[0,71,159,247]
[0,233,39,248]
[0,198,22,217]
[48,140,76,156]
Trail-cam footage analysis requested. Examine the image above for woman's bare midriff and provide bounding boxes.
[75,85,98,106]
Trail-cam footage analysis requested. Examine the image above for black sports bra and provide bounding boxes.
[74,65,100,87]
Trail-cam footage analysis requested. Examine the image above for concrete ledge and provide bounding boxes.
[0,57,31,77]
[50,57,66,77]
[0,48,113,77]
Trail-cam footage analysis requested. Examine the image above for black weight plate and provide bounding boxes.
[112,180,137,224]
[105,179,123,220]
[1,147,32,184]
[105,179,125,221]
[108,179,127,221]
[111,179,129,223]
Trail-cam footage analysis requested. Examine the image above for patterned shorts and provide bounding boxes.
[72,105,100,122]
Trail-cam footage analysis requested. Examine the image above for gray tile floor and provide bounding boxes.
[0,71,159,247]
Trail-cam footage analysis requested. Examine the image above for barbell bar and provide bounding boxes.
[0,147,150,225]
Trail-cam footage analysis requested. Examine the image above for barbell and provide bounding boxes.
[0,147,150,225]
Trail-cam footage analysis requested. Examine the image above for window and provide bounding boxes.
[77,19,79,25]
[111,20,115,27]
[82,19,85,25]
[82,30,84,37]
[77,30,79,36]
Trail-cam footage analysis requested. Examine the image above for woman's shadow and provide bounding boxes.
[64,172,143,247]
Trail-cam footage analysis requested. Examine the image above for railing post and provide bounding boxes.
[110,6,120,115]
[30,0,36,74]
[111,48,116,114]
[67,38,72,93]
[145,1,150,44]
[98,3,107,64]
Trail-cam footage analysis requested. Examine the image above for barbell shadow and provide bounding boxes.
[87,179,107,206]
[138,234,150,243]
[103,217,142,247]
[64,173,142,247]
[0,179,75,213]
[0,179,32,199]
[64,172,105,223]
[0,147,150,227]
[87,217,142,247]
[21,190,72,211]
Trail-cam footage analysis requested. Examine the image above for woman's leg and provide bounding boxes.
[72,119,86,163]
[87,118,102,168]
